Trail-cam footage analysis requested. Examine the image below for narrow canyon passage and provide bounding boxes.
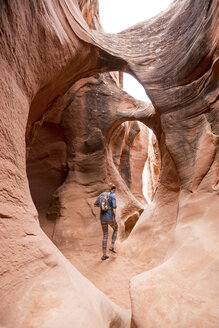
[1,1,218,327]
[26,103,158,311]
[62,237,149,309]
[26,83,158,310]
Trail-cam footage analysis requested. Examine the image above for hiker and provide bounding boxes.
[94,183,118,261]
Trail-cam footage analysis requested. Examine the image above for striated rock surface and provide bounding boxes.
[0,1,132,327]
[0,0,218,327]
[90,0,219,326]
[45,73,150,247]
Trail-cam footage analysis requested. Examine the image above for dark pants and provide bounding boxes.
[101,220,118,253]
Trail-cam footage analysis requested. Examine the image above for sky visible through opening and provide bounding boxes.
[99,1,173,203]
[99,0,173,101]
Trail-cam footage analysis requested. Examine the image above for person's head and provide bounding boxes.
[108,183,116,193]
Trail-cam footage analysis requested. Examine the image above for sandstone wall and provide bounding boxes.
[90,0,219,326]
[42,73,150,247]
[26,0,152,247]
[0,0,218,327]
[111,121,149,206]
[0,1,132,327]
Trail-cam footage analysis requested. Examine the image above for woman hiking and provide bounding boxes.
[94,183,118,260]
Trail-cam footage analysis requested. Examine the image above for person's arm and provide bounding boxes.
[94,196,100,207]
[111,194,117,217]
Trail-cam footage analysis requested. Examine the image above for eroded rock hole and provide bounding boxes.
[1,0,217,325]
[110,119,160,236]
[108,71,161,234]
[26,70,161,246]
[25,70,161,310]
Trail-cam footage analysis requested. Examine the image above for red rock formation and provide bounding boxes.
[27,121,67,237]
[90,1,219,326]
[0,1,133,327]
[0,0,218,327]
[44,73,151,247]
[143,132,160,202]
[111,121,149,207]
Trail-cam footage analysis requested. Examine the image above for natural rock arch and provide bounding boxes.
[0,0,218,327]
[27,71,154,244]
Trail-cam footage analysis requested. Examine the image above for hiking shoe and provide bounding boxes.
[101,255,109,261]
[109,247,117,254]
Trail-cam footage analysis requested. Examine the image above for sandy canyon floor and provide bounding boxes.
[62,235,148,309]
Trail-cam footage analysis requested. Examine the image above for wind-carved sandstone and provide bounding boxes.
[27,72,151,246]
[0,0,218,327]
[27,0,153,248]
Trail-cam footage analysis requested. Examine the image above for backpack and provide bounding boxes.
[99,192,110,211]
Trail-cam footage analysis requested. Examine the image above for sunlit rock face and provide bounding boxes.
[111,121,149,207]
[0,0,218,327]
[143,132,160,202]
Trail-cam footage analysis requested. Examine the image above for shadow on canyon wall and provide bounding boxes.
[0,0,218,327]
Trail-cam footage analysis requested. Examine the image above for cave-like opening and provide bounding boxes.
[25,69,161,310]
[26,120,68,239]
[26,68,161,243]
[121,72,161,204]
[109,118,160,235]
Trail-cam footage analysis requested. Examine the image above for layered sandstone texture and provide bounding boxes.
[0,1,131,327]
[0,0,219,328]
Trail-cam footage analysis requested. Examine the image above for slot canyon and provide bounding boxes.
[0,0,218,327]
